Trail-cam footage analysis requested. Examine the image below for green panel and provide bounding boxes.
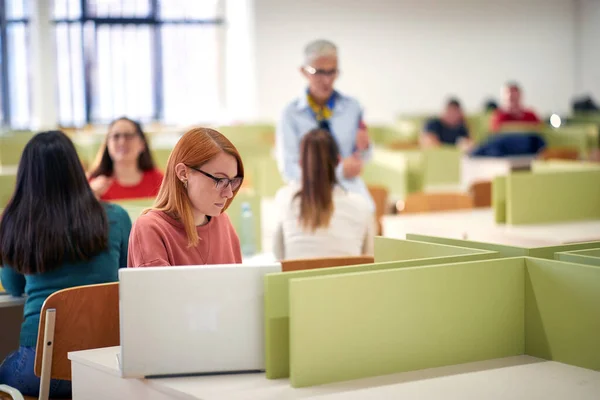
[289,258,525,387]
[264,247,499,379]
[362,160,407,199]
[531,160,600,173]
[555,248,600,267]
[0,173,17,208]
[150,148,172,171]
[506,170,600,224]
[374,237,493,262]
[542,126,590,156]
[526,241,600,259]
[111,198,155,222]
[492,176,506,223]
[422,147,461,186]
[227,189,262,252]
[252,158,284,197]
[406,234,529,257]
[0,133,35,166]
[524,257,600,370]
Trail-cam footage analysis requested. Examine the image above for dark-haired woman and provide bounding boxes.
[0,131,131,398]
[88,117,164,201]
[273,128,374,260]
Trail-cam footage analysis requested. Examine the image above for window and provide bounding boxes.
[54,0,223,127]
[0,0,30,129]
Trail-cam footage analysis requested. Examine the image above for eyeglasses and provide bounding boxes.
[188,166,243,191]
[108,132,138,141]
[303,66,339,77]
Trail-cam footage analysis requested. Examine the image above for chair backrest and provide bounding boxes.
[367,185,389,235]
[538,147,580,161]
[469,181,492,208]
[281,256,374,272]
[34,282,120,381]
[401,192,474,214]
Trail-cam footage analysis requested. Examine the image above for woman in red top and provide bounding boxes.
[88,117,164,201]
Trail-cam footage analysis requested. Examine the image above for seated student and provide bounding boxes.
[273,128,374,260]
[0,131,131,398]
[490,82,541,132]
[88,116,164,201]
[421,98,473,152]
[128,128,244,267]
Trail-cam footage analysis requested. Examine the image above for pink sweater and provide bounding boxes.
[127,210,242,267]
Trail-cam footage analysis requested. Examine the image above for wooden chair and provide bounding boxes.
[281,255,374,272]
[32,283,119,400]
[367,185,389,235]
[399,192,474,214]
[538,147,579,161]
[469,181,492,208]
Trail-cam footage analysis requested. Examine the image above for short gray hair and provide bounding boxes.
[304,39,338,66]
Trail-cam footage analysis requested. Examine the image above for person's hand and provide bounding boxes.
[342,153,363,179]
[89,175,114,198]
[356,127,370,151]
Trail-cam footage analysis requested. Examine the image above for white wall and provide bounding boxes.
[254,0,577,123]
[578,0,600,102]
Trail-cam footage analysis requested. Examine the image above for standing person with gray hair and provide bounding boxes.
[275,39,374,210]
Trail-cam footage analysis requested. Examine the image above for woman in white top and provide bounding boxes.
[273,128,374,260]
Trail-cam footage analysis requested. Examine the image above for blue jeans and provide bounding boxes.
[0,346,71,398]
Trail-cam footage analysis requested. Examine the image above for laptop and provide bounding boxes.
[118,263,281,378]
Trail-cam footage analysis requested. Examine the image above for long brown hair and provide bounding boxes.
[295,128,340,232]
[148,128,244,247]
[88,116,156,179]
[0,131,108,274]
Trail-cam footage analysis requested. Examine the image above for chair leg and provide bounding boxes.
[38,309,56,400]
[0,384,25,400]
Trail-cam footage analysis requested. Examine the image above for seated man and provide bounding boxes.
[421,98,473,151]
[490,82,540,132]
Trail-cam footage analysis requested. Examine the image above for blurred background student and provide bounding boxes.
[273,128,374,260]
[421,98,473,152]
[88,117,164,201]
[128,128,244,267]
[0,131,131,398]
[490,82,541,132]
[276,39,374,210]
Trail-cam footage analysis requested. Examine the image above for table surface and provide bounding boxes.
[0,293,25,308]
[382,208,600,247]
[69,346,600,400]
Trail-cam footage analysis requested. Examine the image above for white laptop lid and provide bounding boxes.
[119,263,281,378]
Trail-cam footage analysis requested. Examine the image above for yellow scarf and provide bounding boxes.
[307,93,334,122]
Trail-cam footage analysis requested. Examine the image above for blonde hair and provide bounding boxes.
[148,128,244,246]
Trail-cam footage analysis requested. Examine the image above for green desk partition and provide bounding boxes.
[227,189,262,251]
[525,258,600,370]
[0,173,17,208]
[374,237,494,262]
[111,198,155,222]
[406,234,529,257]
[362,160,407,200]
[422,147,461,186]
[264,238,498,379]
[531,160,600,173]
[252,158,284,198]
[407,234,600,260]
[506,170,600,224]
[492,176,506,223]
[287,256,600,387]
[288,258,525,387]
[554,248,600,266]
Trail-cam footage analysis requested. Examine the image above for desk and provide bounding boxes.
[382,209,600,247]
[0,295,25,361]
[69,346,600,399]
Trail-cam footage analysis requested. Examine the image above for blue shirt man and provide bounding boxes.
[275,39,374,210]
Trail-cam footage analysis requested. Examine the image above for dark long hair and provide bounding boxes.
[88,116,156,179]
[295,128,340,231]
[0,131,109,274]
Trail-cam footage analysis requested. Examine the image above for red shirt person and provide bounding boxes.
[88,117,164,201]
[490,82,540,132]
